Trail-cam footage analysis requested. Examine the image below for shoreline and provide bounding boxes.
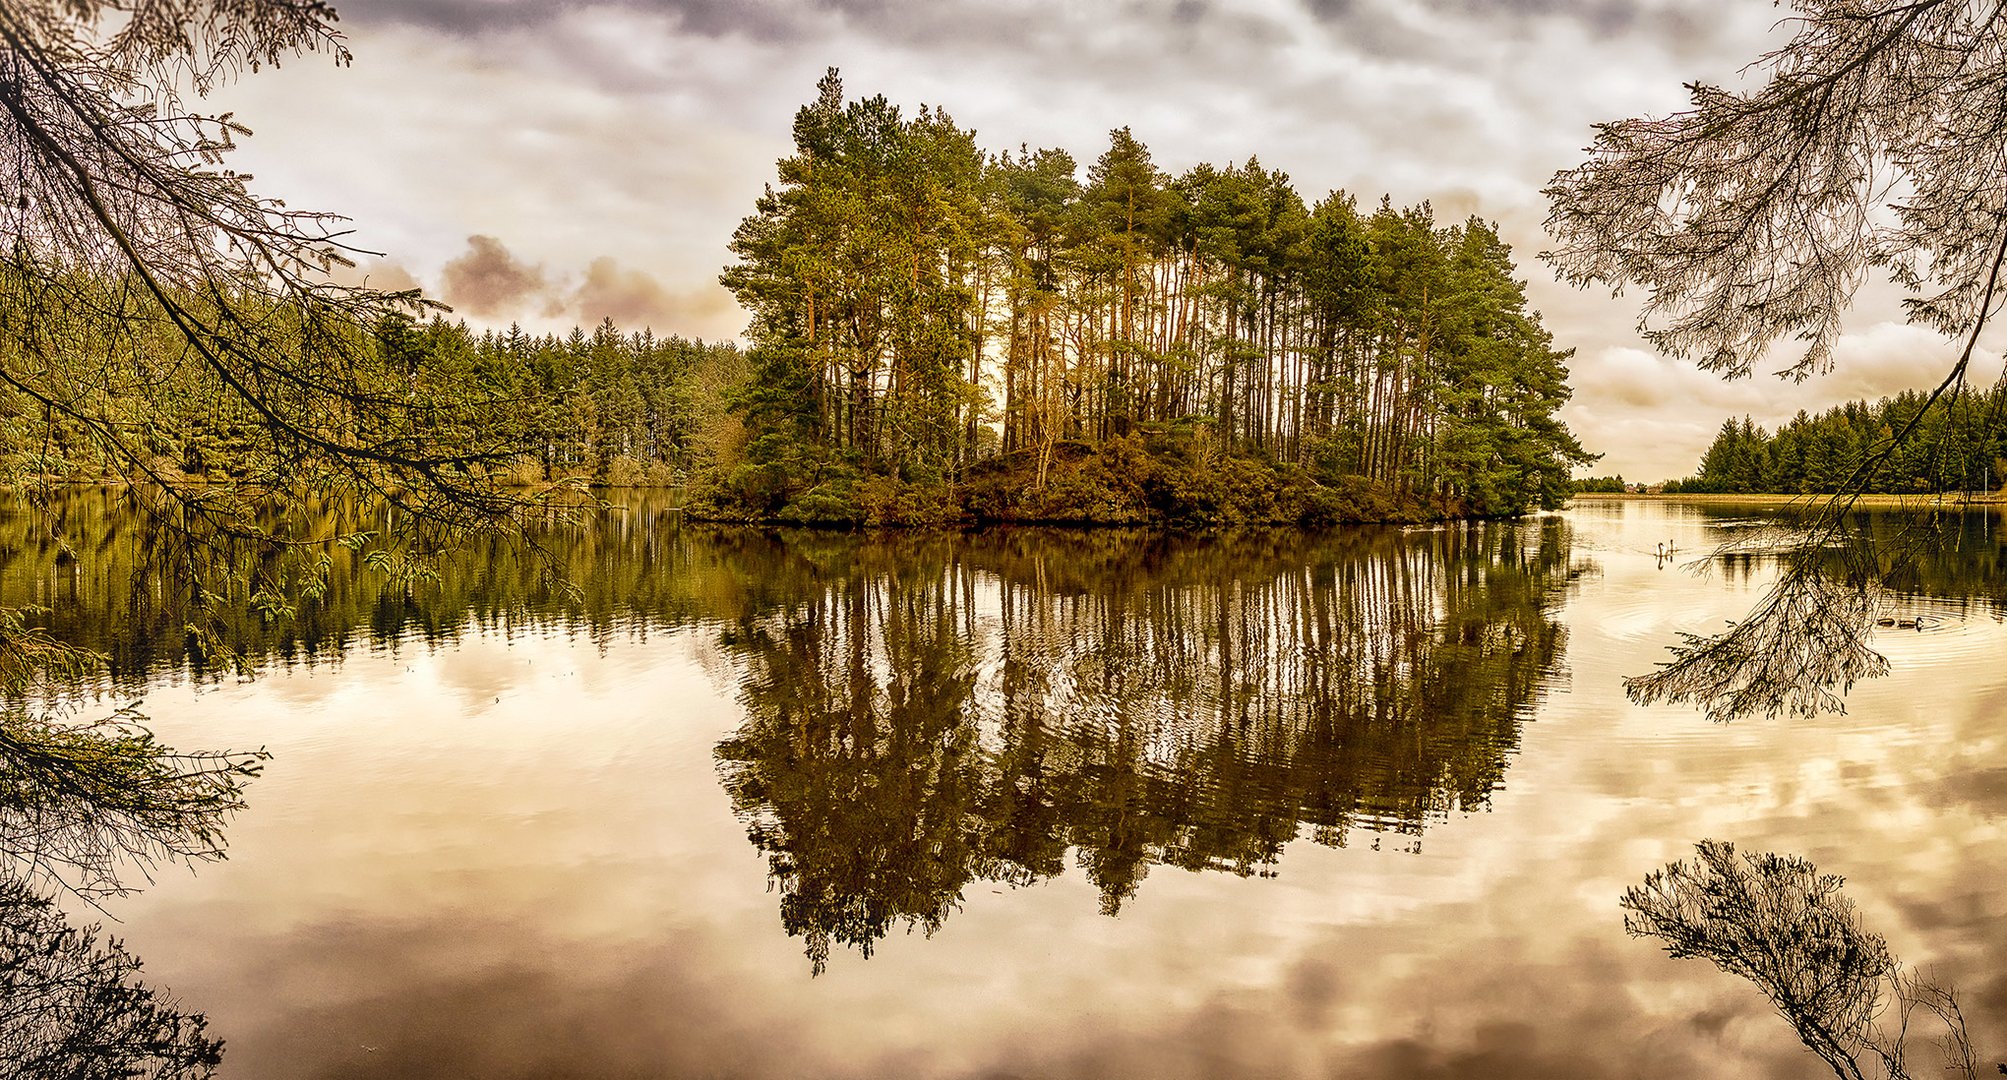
[1569,492,2007,508]
[4,481,1520,530]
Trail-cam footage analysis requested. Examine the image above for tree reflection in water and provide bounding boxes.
[1627,508,2005,722]
[0,706,264,1078]
[1626,841,1995,1080]
[714,522,1577,972]
[1627,524,1890,721]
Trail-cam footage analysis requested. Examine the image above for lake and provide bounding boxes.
[7,493,2004,1078]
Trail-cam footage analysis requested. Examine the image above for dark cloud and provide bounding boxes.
[201,918,830,1080]
[439,234,550,318]
[333,0,884,44]
[428,238,739,332]
[1285,0,1740,70]
[363,260,423,294]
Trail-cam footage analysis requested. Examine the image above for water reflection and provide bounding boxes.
[714,523,1577,972]
[1627,507,2007,721]
[1,491,1592,974]
[1627,535,1890,722]
[1625,841,1996,1080]
[0,488,694,682]
[0,706,262,1078]
[0,875,224,1078]
[6,492,2007,1074]
[26,485,2002,732]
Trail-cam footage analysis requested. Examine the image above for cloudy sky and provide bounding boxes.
[209,0,1997,481]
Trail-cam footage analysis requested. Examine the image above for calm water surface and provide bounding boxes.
[12,495,2006,1078]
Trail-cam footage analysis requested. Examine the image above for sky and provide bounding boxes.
[206,0,2002,482]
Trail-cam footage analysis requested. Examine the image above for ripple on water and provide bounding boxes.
[1874,595,2007,679]
[1587,564,1758,644]
[1594,590,1688,644]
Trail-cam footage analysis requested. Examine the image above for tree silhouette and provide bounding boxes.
[1546,0,2007,383]
[1547,1,2007,717]
[1626,841,1991,1080]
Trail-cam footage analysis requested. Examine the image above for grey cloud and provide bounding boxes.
[337,0,1293,74]
[1302,0,1730,59]
[1297,0,1447,65]
[439,235,550,318]
[334,0,883,44]
[203,919,830,1080]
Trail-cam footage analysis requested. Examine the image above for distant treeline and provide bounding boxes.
[2,309,746,489]
[369,317,746,487]
[1667,386,2007,495]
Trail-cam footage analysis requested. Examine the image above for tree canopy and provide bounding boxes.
[715,70,1593,525]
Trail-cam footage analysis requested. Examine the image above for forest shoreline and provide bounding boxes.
[675,504,1475,529]
[5,475,1510,530]
[676,442,1502,529]
[1569,492,2007,507]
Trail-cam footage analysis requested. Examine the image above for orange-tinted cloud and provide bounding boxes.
[569,257,734,333]
[326,257,424,295]
[439,235,550,318]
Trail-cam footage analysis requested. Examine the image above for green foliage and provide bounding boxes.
[715,71,1594,527]
[4,66,1595,533]
[1573,475,1628,493]
[4,306,746,496]
[1678,388,2007,496]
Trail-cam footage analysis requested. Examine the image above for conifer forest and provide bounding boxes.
[8,71,1592,527]
[13,4,2007,1079]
